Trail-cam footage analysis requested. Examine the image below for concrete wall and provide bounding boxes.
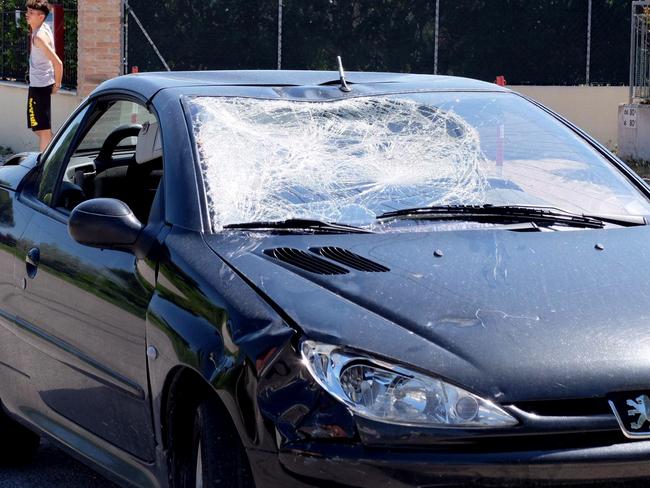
[0,82,82,153]
[618,103,650,161]
[511,85,628,150]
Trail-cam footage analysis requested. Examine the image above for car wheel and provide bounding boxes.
[188,397,255,488]
[0,405,40,464]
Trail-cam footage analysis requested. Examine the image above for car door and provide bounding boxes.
[13,96,159,462]
[0,157,41,410]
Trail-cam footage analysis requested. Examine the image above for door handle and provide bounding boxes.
[26,247,40,279]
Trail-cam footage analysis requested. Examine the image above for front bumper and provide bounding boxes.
[248,439,650,487]
[253,343,650,486]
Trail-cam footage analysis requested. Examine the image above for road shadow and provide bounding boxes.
[0,438,119,487]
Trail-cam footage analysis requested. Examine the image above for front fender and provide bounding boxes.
[0,152,39,191]
[145,228,296,455]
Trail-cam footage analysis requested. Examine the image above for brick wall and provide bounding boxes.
[78,0,122,97]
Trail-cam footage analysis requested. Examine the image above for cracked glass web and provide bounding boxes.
[189,96,488,230]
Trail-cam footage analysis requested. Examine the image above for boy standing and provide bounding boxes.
[25,0,62,152]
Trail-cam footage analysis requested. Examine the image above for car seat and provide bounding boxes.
[93,121,163,223]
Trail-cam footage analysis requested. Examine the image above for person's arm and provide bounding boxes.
[34,33,63,93]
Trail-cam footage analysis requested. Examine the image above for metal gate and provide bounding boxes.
[630,1,650,102]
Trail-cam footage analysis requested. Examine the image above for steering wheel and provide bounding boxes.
[94,124,142,173]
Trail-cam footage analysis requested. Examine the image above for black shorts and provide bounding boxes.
[27,85,53,131]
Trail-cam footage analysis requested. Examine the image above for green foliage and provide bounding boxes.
[127,0,277,71]
[0,0,29,82]
[282,0,438,72]
[0,0,25,9]
[625,158,650,178]
[1,0,77,86]
[62,3,77,87]
[126,0,634,85]
[2,0,636,86]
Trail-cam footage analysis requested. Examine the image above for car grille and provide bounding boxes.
[462,397,630,453]
[379,398,633,453]
[446,430,632,453]
[513,398,612,417]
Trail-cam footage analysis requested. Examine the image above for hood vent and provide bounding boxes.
[310,247,390,272]
[264,248,349,275]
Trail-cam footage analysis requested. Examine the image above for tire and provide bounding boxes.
[186,397,255,488]
[0,405,40,465]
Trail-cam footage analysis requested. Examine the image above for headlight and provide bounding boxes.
[301,340,518,428]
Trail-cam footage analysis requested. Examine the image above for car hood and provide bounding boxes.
[204,225,650,403]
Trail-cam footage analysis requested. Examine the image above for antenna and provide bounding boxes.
[337,56,352,92]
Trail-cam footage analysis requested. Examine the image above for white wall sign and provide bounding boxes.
[623,105,638,129]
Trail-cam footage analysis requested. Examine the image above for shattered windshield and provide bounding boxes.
[188,92,650,231]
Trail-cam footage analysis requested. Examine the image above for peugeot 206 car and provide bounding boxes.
[1,70,650,488]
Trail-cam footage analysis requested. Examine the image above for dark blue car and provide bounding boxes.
[1,70,650,487]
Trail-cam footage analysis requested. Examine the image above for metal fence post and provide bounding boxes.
[124,0,169,71]
[122,0,128,75]
[630,3,636,103]
[629,2,650,103]
[1,13,4,81]
[277,0,283,70]
[635,9,650,99]
[434,0,439,75]
[586,0,592,85]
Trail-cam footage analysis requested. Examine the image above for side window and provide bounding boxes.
[76,101,156,152]
[37,105,90,205]
[53,100,163,224]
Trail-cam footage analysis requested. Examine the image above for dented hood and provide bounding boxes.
[204,225,650,403]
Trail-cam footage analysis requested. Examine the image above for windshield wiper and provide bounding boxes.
[223,218,374,234]
[376,204,646,229]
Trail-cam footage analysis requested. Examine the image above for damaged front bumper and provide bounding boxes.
[248,439,650,487]
[253,345,650,486]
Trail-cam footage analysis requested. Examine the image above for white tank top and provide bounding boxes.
[29,23,55,87]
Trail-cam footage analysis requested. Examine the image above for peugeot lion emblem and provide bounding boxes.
[608,393,650,438]
[627,395,650,430]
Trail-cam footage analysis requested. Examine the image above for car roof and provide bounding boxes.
[92,70,510,100]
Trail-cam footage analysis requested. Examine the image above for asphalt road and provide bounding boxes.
[0,438,119,488]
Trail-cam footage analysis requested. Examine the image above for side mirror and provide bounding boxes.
[68,198,143,252]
